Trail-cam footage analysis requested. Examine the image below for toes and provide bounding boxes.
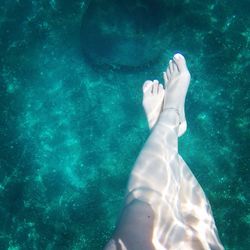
[154,81,164,96]
[153,80,159,94]
[172,61,178,72]
[159,83,164,93]
[169,60,174,74]
[173,53,188,72]
[166,68,171,81]
[163,72,168,84]
[143,80,153,93]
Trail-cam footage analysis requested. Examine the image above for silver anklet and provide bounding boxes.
[163,108,181,124]
[163,107,180,116]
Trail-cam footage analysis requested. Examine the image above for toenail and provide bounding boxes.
[174,53,181,59]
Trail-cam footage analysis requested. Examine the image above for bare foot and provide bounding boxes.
[163,53,191,136]
[142,54,190,136]
[142,80,165,129]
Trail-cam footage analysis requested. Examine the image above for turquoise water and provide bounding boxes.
[0,0,249,249]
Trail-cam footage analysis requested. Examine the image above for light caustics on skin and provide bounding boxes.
[105,54,224,250]
[127,115,223,249]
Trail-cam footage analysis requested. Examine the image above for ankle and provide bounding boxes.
[159,108,181,126]
[163,107,180,117]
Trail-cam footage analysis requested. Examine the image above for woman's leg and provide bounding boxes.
[104,108,181,250]
[139,54,224,249]
[104,53,190,250]
[104,54,224,250]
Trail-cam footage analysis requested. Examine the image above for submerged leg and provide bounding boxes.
[104,53,224,250]
[104,107,181,250]
[141,54,224,249]
[123,54,191,249]
[105,53,190,249]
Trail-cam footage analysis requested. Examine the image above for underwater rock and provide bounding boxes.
[80,0,170,70]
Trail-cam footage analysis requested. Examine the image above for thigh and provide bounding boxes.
[111,199,156,250]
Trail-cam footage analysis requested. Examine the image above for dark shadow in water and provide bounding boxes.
[80,0,184,71]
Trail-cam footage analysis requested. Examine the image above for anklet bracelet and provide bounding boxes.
[163,108,181,124]
[163,107,180,116]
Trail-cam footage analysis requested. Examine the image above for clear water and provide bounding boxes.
[0,0,249,249]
